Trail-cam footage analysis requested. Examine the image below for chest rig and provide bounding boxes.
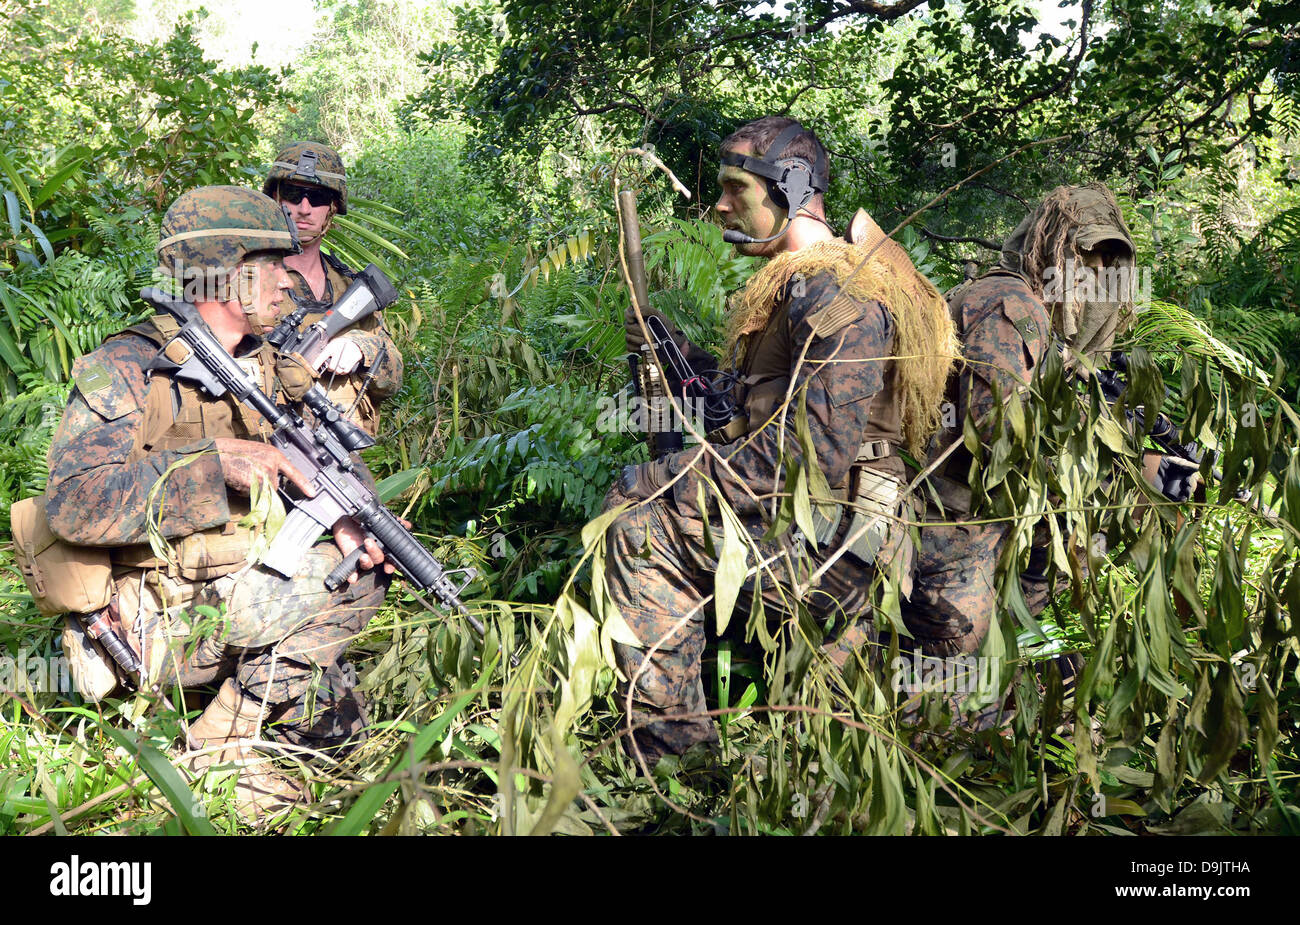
[124,315,279,455]
[729,279,910,571]
[107,317,283,580]
[283,253,382,436]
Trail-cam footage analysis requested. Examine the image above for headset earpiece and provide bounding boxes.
[772,157,816,215]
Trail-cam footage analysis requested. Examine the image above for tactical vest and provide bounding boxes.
[287,250,356,314]
[286,252,383,436]
[108,315,281,579]
[730,279,909,570]
[732,291,906,486]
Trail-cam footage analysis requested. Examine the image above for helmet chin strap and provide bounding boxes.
[297,204,334,249]
[233,267,281,331]
[297,224,327,249]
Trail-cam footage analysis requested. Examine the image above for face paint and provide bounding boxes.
[714,160,787,255]
[235,254,293,333]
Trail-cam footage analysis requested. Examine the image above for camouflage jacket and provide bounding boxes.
[932,269,1052,495]
[661,270,897,518]
[45,328,269,547]
[285,251,404,432]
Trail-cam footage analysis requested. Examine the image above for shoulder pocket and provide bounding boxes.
[999,294,1046,355]
[72,355,141,422]
[805,292,869,340]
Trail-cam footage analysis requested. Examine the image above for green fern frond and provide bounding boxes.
[1130,299,1272,386]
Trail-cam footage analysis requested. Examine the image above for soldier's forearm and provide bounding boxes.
[46,445,231,546]
[348,329,404,398]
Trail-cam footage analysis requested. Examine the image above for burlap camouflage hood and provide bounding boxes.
[727,229,959,454]
[263,141,348,214]
[999,183,1136,362]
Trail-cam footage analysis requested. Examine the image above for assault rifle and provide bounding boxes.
[1096,351,1249,504]
[139,287,483,637]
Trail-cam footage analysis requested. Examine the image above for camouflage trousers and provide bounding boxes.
[901,511,1086,658]
[603,487,888,767]
[121,542,389,753]
[901,517,1006,657]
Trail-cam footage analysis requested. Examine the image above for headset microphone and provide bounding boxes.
[722,221,793,246]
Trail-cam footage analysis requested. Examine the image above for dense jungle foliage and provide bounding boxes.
[2,0,1300,836]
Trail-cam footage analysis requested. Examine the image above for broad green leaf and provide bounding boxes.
[0,151,34,217]
[100,726,216,836]
[1093,416,1128,454]
[1257,674,1278,765]
[377,467,423,502]
[331,213,411,260]
[32,157,85,208]
[348,194,404,216]
[1196,667,1247,784]
[714,499,749,635]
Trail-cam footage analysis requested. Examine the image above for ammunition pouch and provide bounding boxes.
[109,520,259,582]
[838,466,904,561]
[62,613,122,702]
[11,495,114,616]
[707,414,749,445]
[810,440,916,597]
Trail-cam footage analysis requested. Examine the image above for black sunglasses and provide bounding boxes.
[279,183,335,208]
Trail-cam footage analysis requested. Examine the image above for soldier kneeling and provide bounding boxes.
[16,186,394,820]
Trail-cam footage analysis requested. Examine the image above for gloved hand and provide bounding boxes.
[625,305,683,354]
[1142,451,1201,503]
[618,459,672,501]
[313,337,365,375]
[274,351,316,400]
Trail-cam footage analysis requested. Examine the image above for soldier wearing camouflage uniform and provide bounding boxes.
[46,186,393,819]
[902,183,1142,656]
[606,117,958,765]
[263,141,403,436]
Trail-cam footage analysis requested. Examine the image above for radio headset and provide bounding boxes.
[720,122,829,245]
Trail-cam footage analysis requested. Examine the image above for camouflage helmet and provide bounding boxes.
[263,141,348,214]
[157,186,300,298]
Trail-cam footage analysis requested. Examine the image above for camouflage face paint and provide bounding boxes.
[235,254,293,333]
[714,161,786,255]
